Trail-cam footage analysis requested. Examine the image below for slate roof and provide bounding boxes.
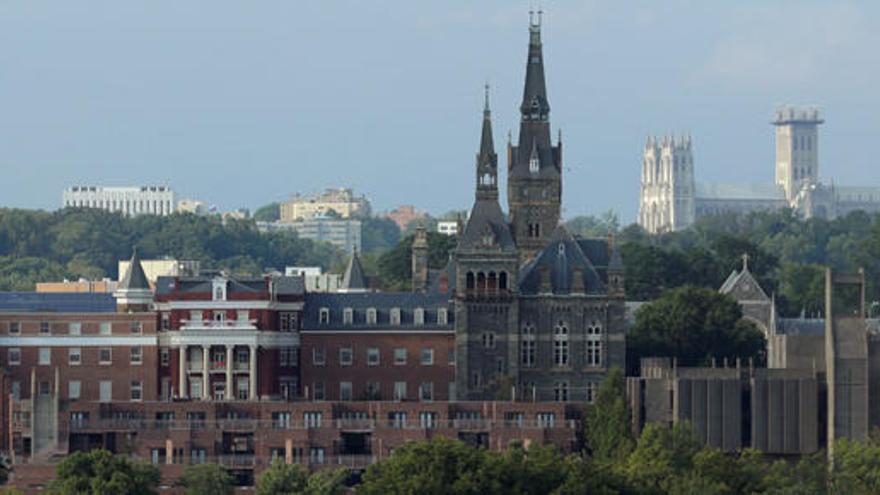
[457,199,517,253]
[272,276,305,296]
[303,291,454,330]
[118,249,150,291]
[518,226,608,295]
[0,292,117,313]
[342,251,367,290]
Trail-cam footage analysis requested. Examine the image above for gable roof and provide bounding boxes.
[518,226,607,295]
[342,251,367,290]
[719,257,770,303]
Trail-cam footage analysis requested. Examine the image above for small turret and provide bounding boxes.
[411,225,429,293]
[114,248,153,312]
[341,249,368,293]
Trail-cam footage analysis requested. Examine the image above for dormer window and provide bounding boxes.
[529,154,539,173]
[319,308,330,325]
[366,308,377,325]
[343,308,353,325]
[390,308,401,326]
[414,308,425,326]
[437,308,448,325]
[212,279,227,301]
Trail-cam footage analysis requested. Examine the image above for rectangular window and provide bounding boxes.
[481,332,495,349]
[190,449,206,465]
[389,411,407,428]
[161,313,171,330]
[313,382,325,401]
[280,312,298,331]
[586,382,596,404]
[130,381,143,401]
[448,348,456,366]
[68,322,81,335]
[8,322,20,334]
[413,308,424,326]
[40,321,50,334]
[99,348,112,364]
[99,322,112,335]
[437,308,448,325]
[420,348,434,366]
[236,378,249,400]
[554,381,569,402]
[505,412,524,427]
[366,308,377,325]
[280,347,297,367]
[99,381,113,402]
[343,308,353,325]
[304,412,323,428]
[367,347,380,366]
[309,447,325,465]
[537,413,556,428]
[339,347,353,366]
[272,411,292,429]
[340,381,353,401]
[586,341,602,367]
[11,381,20,400]
[237,310,249,322]
[69,381,81,400]
[38,347,51,365]
[69,347,82,365]
[189,310,203,323]
[419,382,434,402]
[366,381,381,400]
[39,381,50,395]
[390,308,401,326]
[312,348,326,366]
[130,347,143,365]
[319,308,330,325]
[393,381,407,401]
[160,348,170,367]
[8,348,21,366]
[419,411,437,429]
[129,322,143,334]
[394,348,407,365]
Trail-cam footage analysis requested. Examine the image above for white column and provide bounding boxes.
[202,345,210,400]
[178,345,187,399]
[226,345,233,401]
[249,345,257,401]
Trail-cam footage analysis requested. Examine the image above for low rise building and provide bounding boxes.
[257,218,361,254]
[35,279,118,294]
[437,221,459,236]
[285,267,342,293]
[62,186,175,216]
[280,188,371,222]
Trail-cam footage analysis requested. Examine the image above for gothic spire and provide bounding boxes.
[475,84,498,200]
[520,10,550,122]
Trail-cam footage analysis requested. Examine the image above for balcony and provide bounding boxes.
[180,319,258,331]
[209,361,228,371]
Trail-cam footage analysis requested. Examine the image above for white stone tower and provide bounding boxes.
[773,106,823,202]
[639,135,695,234]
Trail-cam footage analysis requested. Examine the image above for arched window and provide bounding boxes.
[487,272,497,291]
[499,272,508,290]
[466,272,475,290]
[521,323,536,367]
[477,272,487,291]
[586,320,603,367]
[553,320,569,367]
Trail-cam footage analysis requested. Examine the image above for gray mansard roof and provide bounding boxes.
[303,292,454,330]
[0,292,117,313]
[518,226,609,295]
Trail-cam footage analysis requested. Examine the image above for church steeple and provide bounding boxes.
[476,84,498,200]
[520,11,550,124]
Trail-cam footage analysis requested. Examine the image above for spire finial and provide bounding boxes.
[484,83,490,114]
[742,252,750,271]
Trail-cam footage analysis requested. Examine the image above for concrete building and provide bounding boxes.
[258,218,362,254]
[639,107,880,234]
[437,221,459,236]
[279,188,371,222]
[62,186,176,216]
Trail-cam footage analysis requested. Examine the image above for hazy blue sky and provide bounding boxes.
[2,1,879,223]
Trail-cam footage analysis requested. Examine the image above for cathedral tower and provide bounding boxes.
[774,106,823,202]
[507,12,562,265]
[638,135,695,234]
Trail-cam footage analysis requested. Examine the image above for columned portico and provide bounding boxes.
[225,345,233,400]
[249,345,257,400]
[178,345,188,399]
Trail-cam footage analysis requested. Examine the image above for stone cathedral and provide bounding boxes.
[450,14,626,402]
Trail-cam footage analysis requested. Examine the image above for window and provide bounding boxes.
[521,323,536,367]
[537,413,556,428]
[150,449,165,465]
[394,348,407,365]
[553,320,569,366]
[414,308,424,326]
[187,310,201,323]
[437,308,448,325]
[280,312,298,331]
[280,347,297,367]
[319,308,330,324]
[161,313,170,330]
[69,381,82,400]
[235,378,248,400]
[505,412,524,427]
[39,347,51,365]
[420,348,434,366]
[309,447,325,464]
[366,381,381,400]
[419,411,437,429]
[237,310,249,322]
[340,381,353,401]
[42,322,53,334]
[8,348,21,366]
[366,308,377,325]
[129,322,143,334]
[130,347,143,364]
[393,381,407,401]
[313,382,325,401]
[481,332,496,349]
[39,381,50,395]
[419,382,434,402]
[160,348,170,367]
[586,382,597,404]
[99,348,112,364]
[312,348,326,366]
[11,381,20,400]
[99,381,113,402]
[191,449,207,465]
[554,381,569,402]
[586,321,602,367]
[272,412,292,428]
[69,348,82,365]
[8,322,20,334]
[390,308,401,326]
[471,372,482,388]
[447,348,456,366]
[343,308,353,325]
[367,347,380,366]
[131,381,143,401]
[339,347,353,366]
[99,322,112,335]
[304,412,323,428]
[213,311,225,323]
[389,411,407,428]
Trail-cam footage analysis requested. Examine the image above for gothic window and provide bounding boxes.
[487,272,497,290]
[481,332,496,349]
[477,272,486,290]
[586,320,603,367]
[554,381,569,402]
[553,320,569,367]
[499,272,508,290]
[521,323,536,367]
[529,154,540,173]
[466,272,475,290]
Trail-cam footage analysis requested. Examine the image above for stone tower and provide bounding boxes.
[507,12,562,265]
[774,106,823,202]
[411,225,429,292]
[638,135,695,234]
[454,87,520,400]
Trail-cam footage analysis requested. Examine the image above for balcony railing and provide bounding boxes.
[180,319,258,330]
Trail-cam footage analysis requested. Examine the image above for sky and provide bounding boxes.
[2,1,879,224]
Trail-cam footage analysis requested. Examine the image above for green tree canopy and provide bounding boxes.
[252,202,280,222]
[376,231,457,291]
[255,461,346,495]
[46,449,159,495]
[585,367,633,463]
[178,463,234,495]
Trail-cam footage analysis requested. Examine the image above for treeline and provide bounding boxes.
[0,208,343,290]
[619,209,880,317]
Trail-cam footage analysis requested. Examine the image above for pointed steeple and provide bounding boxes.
[341,250,367,292]
[475,84,498,200]
[119,247,150,291]
[114,247,153,312]
[520,10,550,121]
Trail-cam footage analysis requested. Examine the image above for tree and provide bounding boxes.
[303,468,348,495]
[565,211,619,238]
[361,217,401,253]
[178,463,234,495]
[253,202,280,222]
[376,232,457,291]
[46,449,159,495]
[256,461,308,495]
[628,286,766,368]
[585,367,633,462]
[477,443,571,495]
[624,422,702,495]
[829,438,880,495]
